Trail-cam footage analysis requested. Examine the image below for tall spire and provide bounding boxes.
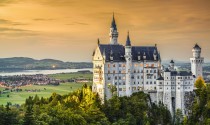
[111,13,117,30]
[97,38,100,45]
[126,31,131,46]
[109,13,118,45]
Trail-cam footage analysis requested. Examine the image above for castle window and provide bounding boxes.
[146,70,148,73]
[108,70,110,74]
[119,88,122,91]
[119,70,121,73]
[123,76,125,80]
[160,82,162,84]
[119,83,121,85]
[154,81,156,84]
[160,87,162,89]
[119,76,121,80]
[119,64,121,67]
[108,77,111,80]
[146,82,148,84]
[134,70,136,73]
[150,81,152,84]
[115,82,117,85]
[123,82,125,85]
[113,70,115,74]
[113,64,115,67]
[134,82,135,84]
[141,76,143,79]
[115,76,117,80]
[150,70,152,73]
[131,76,134,79]
[154,76,156,79]
[137,76,140,79]
[185,87,187,89]
[154,87,156,90]
[154,70,156,73]
[138,82,139,84]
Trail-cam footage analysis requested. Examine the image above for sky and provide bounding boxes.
[0,0,210,62]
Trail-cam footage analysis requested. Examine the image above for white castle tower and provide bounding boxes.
[190,44,204,78]
[109,14,118,44]
[124,32,132,96]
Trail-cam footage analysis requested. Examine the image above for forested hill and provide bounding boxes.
[0,78,210,124]
[0,57,92,71]
[0,85,172,125]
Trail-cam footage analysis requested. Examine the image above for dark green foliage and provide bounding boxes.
[102,92,172,125]
[0,104,20,125]
[187,84,210,125]
[0,85,174,125]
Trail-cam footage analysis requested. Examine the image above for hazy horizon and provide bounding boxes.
[0,0,210,62]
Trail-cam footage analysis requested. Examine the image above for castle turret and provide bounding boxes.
[170,60,175,70]
[109,14,118,45]
[124,32,132,96]
[190,43,204,78]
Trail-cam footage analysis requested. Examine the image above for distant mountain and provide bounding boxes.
[0,57,92,71]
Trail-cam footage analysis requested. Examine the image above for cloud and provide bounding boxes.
[66,22,88,25]
[0,19,28,26]
[0,19,12,24]
[33,18,55,21]
[0,0,18,6]
[0,27,39,37]
[33,0,76,6]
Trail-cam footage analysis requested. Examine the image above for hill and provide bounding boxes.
[0,57,92,71]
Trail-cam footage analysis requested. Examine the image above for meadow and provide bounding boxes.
[0,72,92,105]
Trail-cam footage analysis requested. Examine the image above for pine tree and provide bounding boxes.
[23,105,35,125]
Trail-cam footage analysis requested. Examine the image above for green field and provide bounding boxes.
[0,83,92,105]
[48,73,92,80]
[0,73,93,105]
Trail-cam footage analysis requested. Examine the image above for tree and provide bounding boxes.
[175,109,183,125]
[108,83,117,96]
[195,76,206,89]
[23,105,35,125]
[23,97,36,125]
[183,116,187,125]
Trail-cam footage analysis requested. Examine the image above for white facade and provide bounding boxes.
[92,16,203,116]
[190,44,204,78]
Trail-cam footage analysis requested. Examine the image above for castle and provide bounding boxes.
[92,15,204,116]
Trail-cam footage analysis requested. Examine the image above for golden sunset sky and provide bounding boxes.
[0,0,210,62]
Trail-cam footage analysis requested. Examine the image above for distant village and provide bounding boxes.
[0,71,92,90]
